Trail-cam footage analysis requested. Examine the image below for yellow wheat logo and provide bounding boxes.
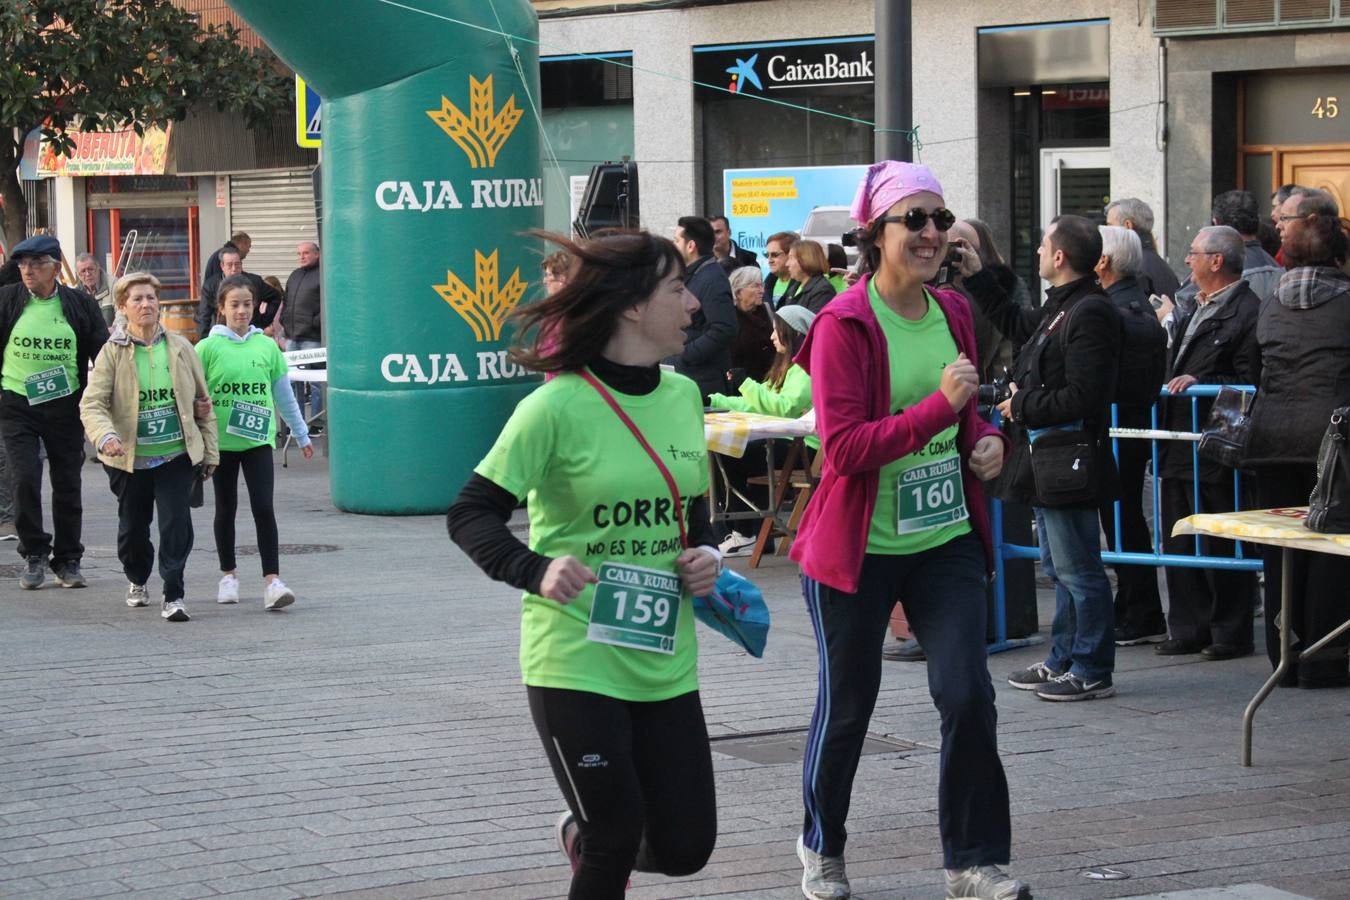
[426,75,523,169]
[433,250,529,342]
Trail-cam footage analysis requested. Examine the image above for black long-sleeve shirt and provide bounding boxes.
[446,356,718,594]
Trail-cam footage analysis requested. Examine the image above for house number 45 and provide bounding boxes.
[1311,96,1339,119]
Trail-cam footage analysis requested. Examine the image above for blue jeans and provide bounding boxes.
[291,339,325,421]
[1035,506,1115,681]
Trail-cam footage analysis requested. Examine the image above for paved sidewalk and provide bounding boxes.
[2,455,1349,899]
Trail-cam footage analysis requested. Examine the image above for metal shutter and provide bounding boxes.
[228,169,318,287]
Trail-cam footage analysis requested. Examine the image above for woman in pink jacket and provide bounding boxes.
[788,162,1028,900]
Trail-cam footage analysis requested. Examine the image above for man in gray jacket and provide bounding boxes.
[664,217,737,404]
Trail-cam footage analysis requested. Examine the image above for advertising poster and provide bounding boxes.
[723,164,868,270]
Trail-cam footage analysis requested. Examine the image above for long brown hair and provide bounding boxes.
[764,315,806,390]
[509,230,685,373]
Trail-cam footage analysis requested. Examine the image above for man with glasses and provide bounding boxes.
[0,235,108,589]
[762,230,800,308]
[1155,226,1262,661]
[962,215,1124,701]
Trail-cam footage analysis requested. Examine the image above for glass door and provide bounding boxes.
[1039,148,1110,232]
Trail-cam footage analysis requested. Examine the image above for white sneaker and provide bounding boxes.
[797,835,850,899]
[126,583,149,608]
[264,578,295,611]
[161,599,190,622]
[217,573,240,604]
[719,530,757,557]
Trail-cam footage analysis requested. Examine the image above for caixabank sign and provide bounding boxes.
[693,35,875,99]
[226,0,543,514]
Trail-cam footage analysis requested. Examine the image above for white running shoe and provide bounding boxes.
[217,573,240,604]
[126,583,149,608]
[161,599,190,622]
[719,530,757,557]
[797,835,850,899]
[264,578,295,611]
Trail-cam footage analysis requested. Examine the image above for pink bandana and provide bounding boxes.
[850,161,945,226]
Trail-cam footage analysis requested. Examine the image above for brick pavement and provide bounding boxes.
[1,455,1348,899]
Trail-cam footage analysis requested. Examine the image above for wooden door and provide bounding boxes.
[1280,148,1350,212]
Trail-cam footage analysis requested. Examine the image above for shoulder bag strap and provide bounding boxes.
[577,369,690,549]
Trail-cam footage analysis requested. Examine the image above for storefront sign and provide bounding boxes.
[693,36,874,98]
[723,164,868,262]
[33,124,171,177]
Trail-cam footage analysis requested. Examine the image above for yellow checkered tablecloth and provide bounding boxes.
[1173,507,1350,557]
[704,411,816,459]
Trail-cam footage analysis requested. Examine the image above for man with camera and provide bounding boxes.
[958,215,1122,701]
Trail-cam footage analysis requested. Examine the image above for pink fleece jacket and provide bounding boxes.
[788,275,1008,593]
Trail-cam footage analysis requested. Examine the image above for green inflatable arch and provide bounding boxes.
[227,0,543,513]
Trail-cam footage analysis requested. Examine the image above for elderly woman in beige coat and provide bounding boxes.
[80,272,219,622]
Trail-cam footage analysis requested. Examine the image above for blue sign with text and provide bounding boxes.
[722,164,868,269]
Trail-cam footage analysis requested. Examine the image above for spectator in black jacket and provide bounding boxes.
[1248,189,1350,688]
[200,233,251,314]
[664,217,737,403]
[1106,198,1180,301]
[196,247,281,338]
[1093,225,1168,647]
[962,215,1123,701]
[726,264,774,384]
[780,239,836,314]
[0,235,109,590]
[1156,226,1262,661]
[282,241,324,426]
[709,215,758,274]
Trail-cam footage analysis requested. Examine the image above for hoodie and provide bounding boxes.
[199,324,311,448]
[1245,267,1350,467]
[787,274,1007,593]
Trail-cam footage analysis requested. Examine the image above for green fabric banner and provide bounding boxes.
[227,0,543,512]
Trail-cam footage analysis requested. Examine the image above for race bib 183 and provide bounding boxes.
[226,400,272,442]
[587,561,681,655]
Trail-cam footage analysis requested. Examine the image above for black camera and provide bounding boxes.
[977,370,1011,408]
[841,228,862,248]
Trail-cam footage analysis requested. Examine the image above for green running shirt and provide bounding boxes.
[197,332,289,452]
[2,296,79,403]
[474,370,709,702]
[134,340,186,458]
[866,279,972,555]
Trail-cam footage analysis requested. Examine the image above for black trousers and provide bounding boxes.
[528,686,716,900]
[1099,411,1163,632]
[800,533,1011,868]
[1160,477,1257,647]
[104,454,196,601]
[1254,466,1350,686]
[213,446,279,575]
[0,391,84,567]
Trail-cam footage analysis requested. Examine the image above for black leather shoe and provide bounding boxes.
[1200,643,1254,661]
[882,638,925,662]
[1154,639,1205,656]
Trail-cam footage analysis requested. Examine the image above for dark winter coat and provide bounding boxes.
[781,274,836,314]
[1245,267,1350,468]
[1158,280,1262,483]
[664,255,737,400]
[281,262,322,344]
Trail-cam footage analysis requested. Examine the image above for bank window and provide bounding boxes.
[541,55,634,108]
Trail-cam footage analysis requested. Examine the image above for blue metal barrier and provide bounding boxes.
[988,384,1261,654]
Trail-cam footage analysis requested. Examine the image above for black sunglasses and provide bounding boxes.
[877,207,957,233]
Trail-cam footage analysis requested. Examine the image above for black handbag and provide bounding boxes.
[1306,406,1350,534]
[1197,386,1254,468]
[1028,427,1098,507]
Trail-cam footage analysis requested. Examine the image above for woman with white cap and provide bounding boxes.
[787,161,1029,900]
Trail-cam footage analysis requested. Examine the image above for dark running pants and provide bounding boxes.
[527,686,717,900]
[213,445,279,575]
[800,532,1011,868]
[0,391,85,568]
[1160,477,1257,648]
[104,454,195,601]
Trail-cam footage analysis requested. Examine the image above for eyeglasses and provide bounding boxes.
[876,207,957,233]
[765,250,786,260]
[15,258,54,270]
[1184,248,1219,258]
[1276,213,1308,223]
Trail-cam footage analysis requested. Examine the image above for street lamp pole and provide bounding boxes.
[874,0,913,162]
